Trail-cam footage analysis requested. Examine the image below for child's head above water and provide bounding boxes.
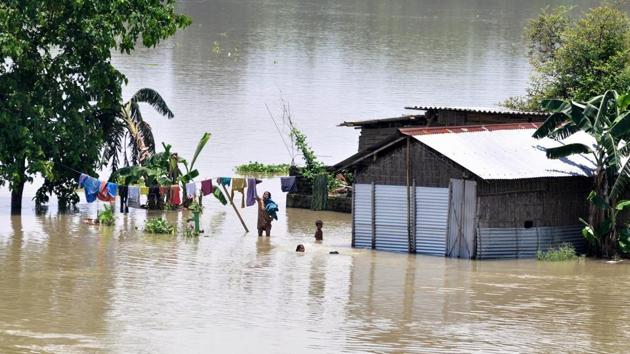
[296,244,305,252]
[315,220,323,229]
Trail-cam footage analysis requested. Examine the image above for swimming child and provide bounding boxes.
[296,244,305,252]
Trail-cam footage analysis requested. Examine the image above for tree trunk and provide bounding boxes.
[10,181,25,215]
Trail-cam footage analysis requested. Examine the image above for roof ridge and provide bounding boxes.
[399,122,541,136]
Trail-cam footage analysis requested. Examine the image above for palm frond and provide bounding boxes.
[130,101,144,124]
[610,111,630,138]
[189,132,211,171]
[541,99,570,112]
[545,143,592,159]
[548,123,580,140]
[533,112,571,139]
[569,102,593,131]
[130,88,174,119]
[137,120,156,154]
[611,158,630,200]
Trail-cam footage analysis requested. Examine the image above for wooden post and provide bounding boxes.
[222,184,249,233]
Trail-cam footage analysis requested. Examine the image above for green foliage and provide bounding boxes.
[290,128,325,181]
[537,243,578,261]
[97,204,115,226]
[504,3,630,110]
[534,90,630,257]
[102,88,175,171]
[234,162,290,176]
[619,227,630,254]
[0,0,190,213]
[144,217,176,234]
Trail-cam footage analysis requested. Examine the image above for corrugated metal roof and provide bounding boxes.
[405,105,546,116]
[339,114,425,127]
[407,127,596,180]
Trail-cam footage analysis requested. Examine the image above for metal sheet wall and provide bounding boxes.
[477,225,585,259]
[446,179,477,259]
[415,187,449,255]
[374,185,409,252]
[353,184,373,249]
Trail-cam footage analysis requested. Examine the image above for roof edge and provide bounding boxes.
[399,122,541,136]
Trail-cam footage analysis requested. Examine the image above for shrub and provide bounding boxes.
[234,161,290,176]
[144,217,176,234]
[537,243,578,261]
[97,204,115,226]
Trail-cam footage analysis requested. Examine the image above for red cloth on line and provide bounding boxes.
[97,181,115,202]
[201,179,213,196]
[170,185,181,206]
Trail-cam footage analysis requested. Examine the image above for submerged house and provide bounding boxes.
[335,123,594,259]
[340,106,547,152]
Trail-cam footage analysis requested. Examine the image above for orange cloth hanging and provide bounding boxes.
[170,185,181,206]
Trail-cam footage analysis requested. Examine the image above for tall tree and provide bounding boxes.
[504,3,630,111]
[0,1,190,213]
[533,90,630,257]
[102,88,174,172]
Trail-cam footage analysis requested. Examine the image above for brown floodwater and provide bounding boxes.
[3,0,629,352]
[1,184,630,353]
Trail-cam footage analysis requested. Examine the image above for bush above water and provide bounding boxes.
[537,243,578,261]
[144,217,176,234]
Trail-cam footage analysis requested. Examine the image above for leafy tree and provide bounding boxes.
[533,90,630,257]
[102,88,175,172]
[505,3,630,111]
[0,0,190,213]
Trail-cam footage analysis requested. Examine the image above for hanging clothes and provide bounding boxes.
[186,181,197,199]
[201,179,213,196]
[246,178,257,207]
[119,185,129,213]
[106,182,118,197]
[79,174,101,203]
[217,177,231,187]
[140,186,149,196]
[213,187,227,205]
[231,178,246,208]
[280,176,297,193]
[97,181,116,202]
[170,185,182,206]
[128,186,141,208]
[264,197,279,220]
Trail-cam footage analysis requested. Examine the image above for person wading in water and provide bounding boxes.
[257,191,278,236]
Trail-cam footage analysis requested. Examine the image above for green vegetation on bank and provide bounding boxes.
[504,3,630,111]
[0,1,190,213]
[537,243,578,261]
[234,162,290,176]
[534,90,630,257]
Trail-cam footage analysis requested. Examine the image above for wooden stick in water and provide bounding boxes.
[222,184,249,233]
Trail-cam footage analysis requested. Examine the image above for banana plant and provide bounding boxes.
[534,90,630,256]
[179,132,211,203]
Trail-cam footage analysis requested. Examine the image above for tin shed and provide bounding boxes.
[337,123,595,259]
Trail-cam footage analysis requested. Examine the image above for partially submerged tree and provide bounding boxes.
[102,88,175,172]
[505,3,630,111]
[0,0,190,213]
[533,90,630,257]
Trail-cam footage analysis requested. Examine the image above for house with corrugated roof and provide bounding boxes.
[335,122,594,259]
[340,106,547,151]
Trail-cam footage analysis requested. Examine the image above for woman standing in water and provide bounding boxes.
[257,191,278,236]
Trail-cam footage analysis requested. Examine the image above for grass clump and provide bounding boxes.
[97,204,115,226]
[537,243,577,261]
[144,217,176,234]
[234,161,290,176]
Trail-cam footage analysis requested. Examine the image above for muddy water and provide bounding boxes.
[5,0,630,352]
[2,192,630,353]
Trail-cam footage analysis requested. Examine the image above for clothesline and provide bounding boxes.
[75,171,298,208]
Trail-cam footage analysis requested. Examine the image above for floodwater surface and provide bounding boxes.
[3,0,629,353]
[1,196,629,353]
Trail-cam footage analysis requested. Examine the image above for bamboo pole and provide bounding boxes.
[221,184,249,233]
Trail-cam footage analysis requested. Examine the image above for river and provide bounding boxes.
[3,0,630,353]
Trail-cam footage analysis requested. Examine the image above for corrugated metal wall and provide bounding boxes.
[477,225,585,259]
[374,185,409,252]
[353,184,373,249]
[415,187,449,255]
[446,179,477,259]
